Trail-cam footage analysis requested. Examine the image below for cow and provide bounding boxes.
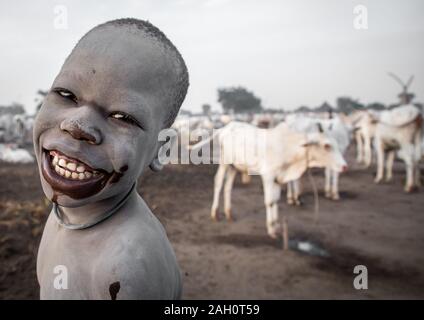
[285,114,352,201]
[320,116,352,199]
[352,110,379,167]
[0,143,34,163]
[373,105,422,192]
[190,121,347,239]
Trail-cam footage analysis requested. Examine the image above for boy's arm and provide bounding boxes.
[93,236,182,300]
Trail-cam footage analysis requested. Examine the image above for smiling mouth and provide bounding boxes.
[50,150,99,180]
[41,149,112,200]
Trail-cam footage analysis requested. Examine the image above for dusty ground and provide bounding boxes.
[1,147,424,299]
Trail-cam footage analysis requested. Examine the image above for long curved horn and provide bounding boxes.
[406,75,414,89]
[388,72,406,89]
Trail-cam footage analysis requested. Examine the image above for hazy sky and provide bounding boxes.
[1,0,423,114]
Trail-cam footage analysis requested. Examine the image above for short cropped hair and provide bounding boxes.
[73,18,189,128]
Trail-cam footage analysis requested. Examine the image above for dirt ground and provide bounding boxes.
[1,147,424,299]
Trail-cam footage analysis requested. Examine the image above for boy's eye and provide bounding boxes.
[110,112,143,129]
[53,88,77,103]
[324,143,331,151]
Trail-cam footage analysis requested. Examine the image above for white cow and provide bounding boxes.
[374,105,422,192]
[320,116,352,199]
[352,110,379,167]
[0,144,34,163]
[190,121,347,239]
[285,114,351,202]
[0,114,34,145]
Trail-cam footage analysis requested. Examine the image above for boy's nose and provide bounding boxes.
[60,118,102,145]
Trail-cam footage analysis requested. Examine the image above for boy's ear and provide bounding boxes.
[149,157,163,172]
[149,141,165,172]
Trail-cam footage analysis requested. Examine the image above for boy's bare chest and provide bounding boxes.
[37,219,118,299]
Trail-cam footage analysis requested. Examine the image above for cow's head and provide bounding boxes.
[302,131,347,173]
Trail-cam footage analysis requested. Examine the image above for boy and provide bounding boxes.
[33,18,189,299]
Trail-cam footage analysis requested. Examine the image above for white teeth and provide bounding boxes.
[51,153,95,180]
[66,162,77,171]
[58,158,67,167]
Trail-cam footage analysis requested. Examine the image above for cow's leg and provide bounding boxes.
[286,181,294,205]
[324,167,331,198]
[402,145,415,192]
[282,215,289,251]
[414,161,421,188]
[405,160,415,193]
[364,134,372,168]
[356,131,364,164]
[271,184,282,237]
[414,132,422,187]
[262,174,282,239]
[224,166,237,221]
[385,150,395,182]
[241,172,251,184]
[374,138,385,184]
[331,170,340,200]
[211,164,227,221]
[293,179,301,206]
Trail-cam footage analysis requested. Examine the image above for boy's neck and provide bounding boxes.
[57,186,137,226]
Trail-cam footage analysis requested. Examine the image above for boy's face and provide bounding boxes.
[33,26,178,207]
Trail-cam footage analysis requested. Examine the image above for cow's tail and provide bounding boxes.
[187,127,222,151]
[414,114,423,161]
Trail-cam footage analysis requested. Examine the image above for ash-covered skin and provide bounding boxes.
[34,19,188,299]
[34,24,182,206]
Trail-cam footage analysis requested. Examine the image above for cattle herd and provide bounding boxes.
[172,104,423,245]
[0,104,423,245]
[0,113,34,163]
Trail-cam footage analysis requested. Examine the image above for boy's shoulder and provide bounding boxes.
[114,193,170,247]
[93,195,182,299]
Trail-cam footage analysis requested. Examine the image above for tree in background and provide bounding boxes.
[294,105,312,113]
[366,102,386,111]
[0,102,25,116]
[217,86,262,114]
[316,101,334,113]
[336,97,365,114]
[202,103,211,116]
